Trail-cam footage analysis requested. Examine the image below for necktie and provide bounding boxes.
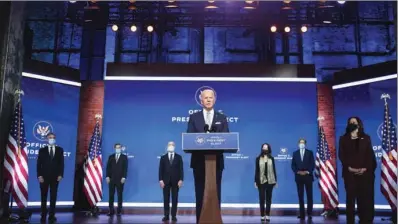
[206,112,211,126]
[116,154,119,163]
[170,153,174,164]
[50,146,54,159]
[301,149,304,161]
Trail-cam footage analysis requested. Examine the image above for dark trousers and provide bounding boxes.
[163,183,179,217]
[109,182,124,213]
[296,179,313,217]
[193,168,222,222]
[258,183,274,216]
[40,180,59,217]
[344,175,374,224]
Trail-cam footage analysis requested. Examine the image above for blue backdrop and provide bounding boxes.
[334,78,397,206]
[22,77,80,203]
[102,81,319,204]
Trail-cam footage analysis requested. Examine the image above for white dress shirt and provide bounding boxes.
[48,145,55,156]
[168,152,174,162]
[300,148,305,161]
[203,109,214,128]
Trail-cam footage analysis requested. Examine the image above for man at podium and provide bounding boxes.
[187,88,229,222]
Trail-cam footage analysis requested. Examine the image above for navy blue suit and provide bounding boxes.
[187,110,229,222]
[291,148,315,218]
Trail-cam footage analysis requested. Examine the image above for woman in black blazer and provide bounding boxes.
[254,143,278,222]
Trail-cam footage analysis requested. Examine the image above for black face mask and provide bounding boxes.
[262,150,269,155]
[348,123,358,132]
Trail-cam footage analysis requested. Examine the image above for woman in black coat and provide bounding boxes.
[254,143,278,222]
[338,117,377,224]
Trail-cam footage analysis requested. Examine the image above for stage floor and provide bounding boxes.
[19,213,392,223]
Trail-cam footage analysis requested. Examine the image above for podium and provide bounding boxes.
[182,133,239,224]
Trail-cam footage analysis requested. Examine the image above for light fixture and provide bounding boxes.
[270,26,277,32]
[337,1,345,4]
[301,26,308,33]
[282,0,293,10]
[323,20,332,24]
[147,25,154,32]
[165,1,178,8]
[112,25,118,32]
[283,0,291,3]
[243,0,256,9]
[205,0,218,9]
[131,25,137,32]
[69,1,76,3]
[284,26,290,33]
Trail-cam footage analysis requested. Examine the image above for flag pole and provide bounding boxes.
[380,93,397,223]
[85,114,102,217]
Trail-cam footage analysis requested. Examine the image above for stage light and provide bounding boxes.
[284,26,290,33]
[147,25,154,32]
[337,1,345,4]
[112,25,118,32]
[270,26,277,32]
[243,0,256,9]
[69,1,76,3]
[301,26,308,33]
[323,20,332,24]
[205,0,218,9]
[131,25,137,32]
[283,0,291,3]
[165,0,178,8]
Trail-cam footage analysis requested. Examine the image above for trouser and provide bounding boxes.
[40,180,59,217]
[163,183,179,217]
[193,168,222,222]
[258,183,274,216]
[109,182,124,213]
[296,179,313,217]
[344,175,374,224]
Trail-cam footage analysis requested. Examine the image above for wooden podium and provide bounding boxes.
[182,133,239,224]
[199,154,222,224]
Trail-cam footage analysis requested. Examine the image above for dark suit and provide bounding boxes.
[339,134,376,224]
[37,145,64,217]
[291,148,315,218]
[106,153,128,214]
[187,110,229,221]
[159,152,184,218]
[254,155,277,216]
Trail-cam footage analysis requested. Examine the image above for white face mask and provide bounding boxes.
[167,146,175,152]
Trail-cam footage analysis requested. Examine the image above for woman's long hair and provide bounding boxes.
[258,143,272,157]
[345,116,365,136]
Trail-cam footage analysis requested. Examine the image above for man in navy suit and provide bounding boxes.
[159,141,184,222]
[291,138,315,220]
[187,88,229,222]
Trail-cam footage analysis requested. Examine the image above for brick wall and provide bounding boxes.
[75,81,105,165]
[317,83,336,165]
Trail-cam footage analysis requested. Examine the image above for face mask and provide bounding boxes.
[115,148,121,154]
[262,150,269,155]
[48,139,56,145]
[299,143,305,149]
[167,146,175,152]
[348,123,358,132]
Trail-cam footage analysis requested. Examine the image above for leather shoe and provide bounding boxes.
[162,216,169,221]
[297,216,305,220]
[48,216,57,222]
[107,212,114,216]
[172,216,177,222]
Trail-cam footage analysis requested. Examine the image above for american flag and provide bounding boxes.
[83,121,103,207]
[380,101,397,211]
[315,126,338,209]
[3,102,29,209]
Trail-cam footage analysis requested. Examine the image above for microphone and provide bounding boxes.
[204,124,210,133]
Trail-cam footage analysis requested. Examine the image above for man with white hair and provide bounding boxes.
[159,141,184,222]
[187,88,229,222]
